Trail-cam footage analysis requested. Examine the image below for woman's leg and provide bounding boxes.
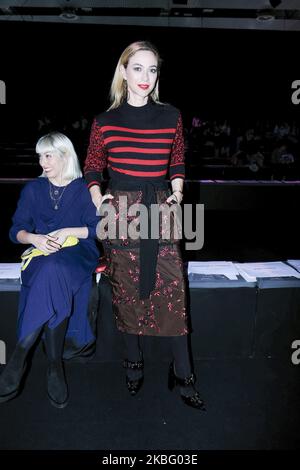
[170,335,193,395]
[44,317,69,408]
[0,327,42,402]
[170,335,205,410]
[122,333,144,396]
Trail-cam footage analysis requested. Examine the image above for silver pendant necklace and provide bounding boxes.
[49,180,67,210]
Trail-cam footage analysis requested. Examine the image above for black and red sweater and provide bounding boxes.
[84,100,185,188]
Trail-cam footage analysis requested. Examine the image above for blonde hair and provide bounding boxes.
[108,41,163,110]
[36,132,82,181]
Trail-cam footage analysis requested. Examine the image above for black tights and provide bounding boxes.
[123,333,192,378]
[123,333,142,361]
[170,335,192,378]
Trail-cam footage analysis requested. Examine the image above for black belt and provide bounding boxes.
[109,179,169,300]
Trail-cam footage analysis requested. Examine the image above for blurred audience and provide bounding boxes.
[1,113,299,180]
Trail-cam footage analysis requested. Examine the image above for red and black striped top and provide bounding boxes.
[84,100,185,189]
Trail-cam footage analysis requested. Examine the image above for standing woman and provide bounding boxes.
[84,41,205,410]
[0,132,100,408]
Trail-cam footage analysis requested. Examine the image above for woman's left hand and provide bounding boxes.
[165,191,183,205]
[47,229,68,247]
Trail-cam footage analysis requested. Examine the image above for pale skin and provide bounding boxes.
[16,151,89,254]
[89,48,183,210]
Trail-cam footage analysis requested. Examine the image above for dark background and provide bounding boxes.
[1,21,300,454]
[0,22,299,122]
[0,22,300,262]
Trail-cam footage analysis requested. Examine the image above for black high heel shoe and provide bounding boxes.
[168,362,206,411]
[123,358,144,396]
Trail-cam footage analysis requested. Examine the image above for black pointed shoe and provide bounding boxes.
[168,362,206,411]
[123,358,144,396]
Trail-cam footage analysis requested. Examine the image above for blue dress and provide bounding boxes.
[9,177,100,359]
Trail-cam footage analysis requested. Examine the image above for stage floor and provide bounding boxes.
[0,358,299,450]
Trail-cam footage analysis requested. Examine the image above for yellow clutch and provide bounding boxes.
[21,235,79,271]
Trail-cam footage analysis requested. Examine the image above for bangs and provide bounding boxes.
[36,136,57,155]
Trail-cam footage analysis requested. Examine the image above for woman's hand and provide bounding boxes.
[101,194,115,205]
[90,185,114,211]
[165,191,183,205]
[31,234,61,254]
[92,193,114,211]
[47,229,68,247]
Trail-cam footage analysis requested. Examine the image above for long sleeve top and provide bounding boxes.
[84,100,185,188]
[9,177,100,250]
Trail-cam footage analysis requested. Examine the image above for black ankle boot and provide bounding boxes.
[168,362,206,411]
[44,319,69,408]
[123,358,144,396]
[47,360,69,409]
[0,345,28,403]
[0,328,42,404]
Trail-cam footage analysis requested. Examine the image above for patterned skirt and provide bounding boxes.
[101,187,188,337]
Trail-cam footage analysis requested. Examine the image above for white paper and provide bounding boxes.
[286,260,300,273]
[188,261,239,280]
[0,263,21,279]
[234,265,257,282]
[234,262,300,281]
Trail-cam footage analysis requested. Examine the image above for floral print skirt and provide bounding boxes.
[102,188,188,336]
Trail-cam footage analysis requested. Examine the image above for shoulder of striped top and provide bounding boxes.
[94,102,181,125]
[157,102,181,117]
[94,108,119,126]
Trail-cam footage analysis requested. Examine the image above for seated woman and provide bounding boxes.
[0,132,100,408]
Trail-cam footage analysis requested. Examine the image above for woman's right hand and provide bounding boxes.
[31,234,61,254]
[90,187,114,211]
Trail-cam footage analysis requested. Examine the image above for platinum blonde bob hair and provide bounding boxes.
[36,132,82,181]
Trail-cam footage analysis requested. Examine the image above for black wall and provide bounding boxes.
[1,22,300,262]
[0,22,299,126]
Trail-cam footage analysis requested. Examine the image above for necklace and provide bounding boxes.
[49,180,68,210]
